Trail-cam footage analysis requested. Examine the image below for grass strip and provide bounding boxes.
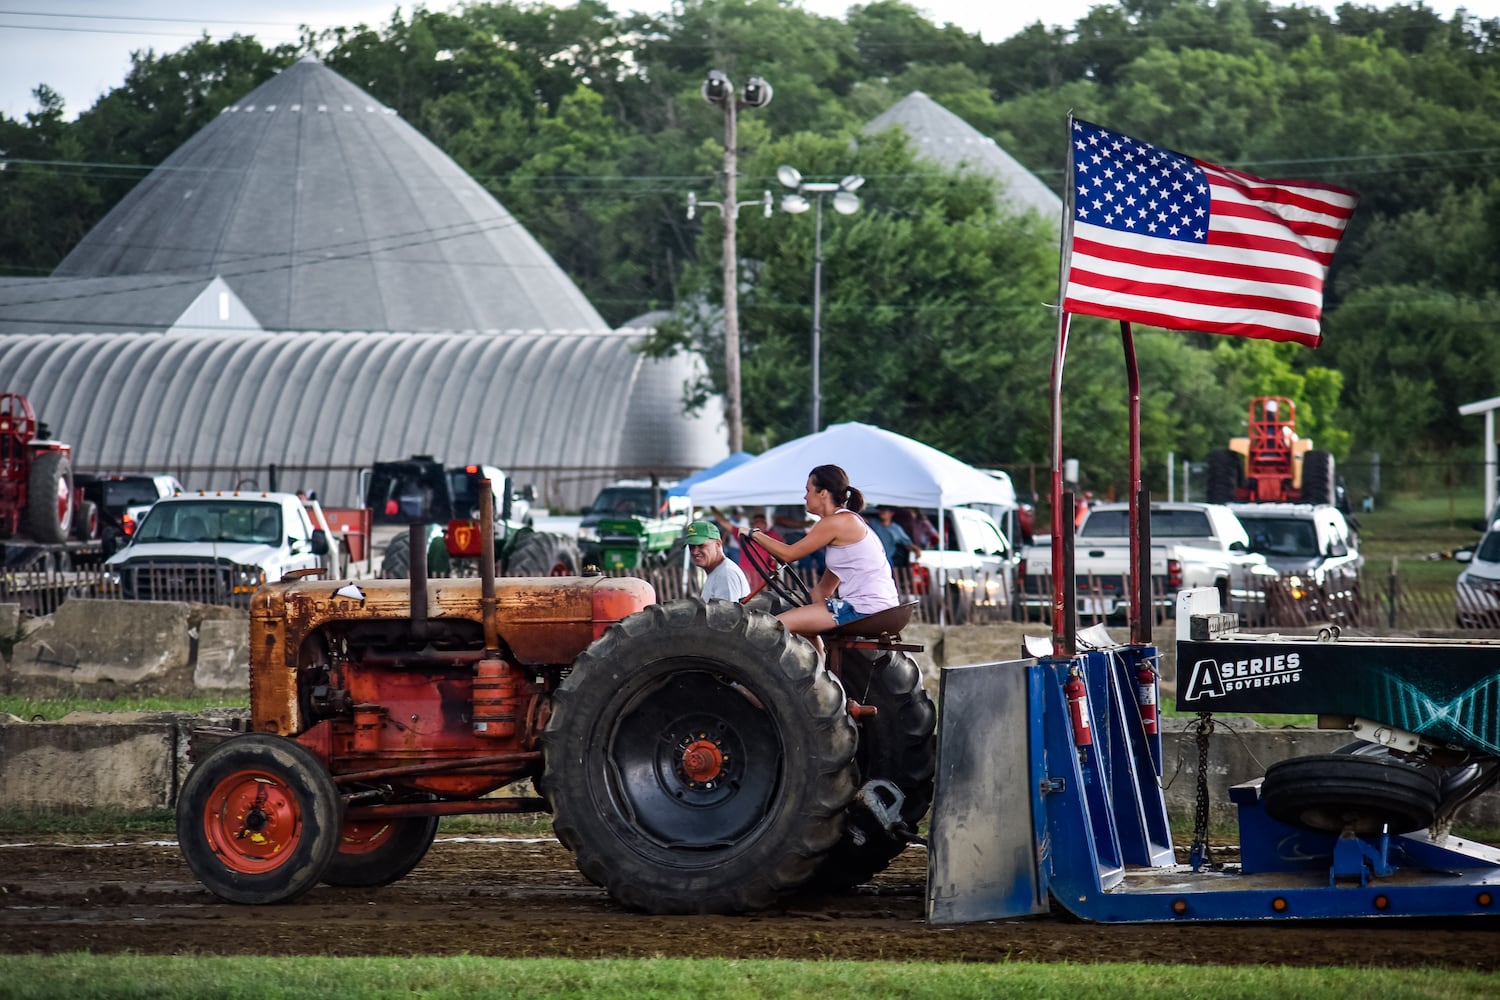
[0,956,1492,1000]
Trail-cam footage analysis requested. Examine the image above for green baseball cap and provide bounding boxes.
[684,520,721,545]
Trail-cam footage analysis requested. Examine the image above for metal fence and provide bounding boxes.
[1,556,1487,633]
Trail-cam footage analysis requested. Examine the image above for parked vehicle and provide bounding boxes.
[1229,502,1362,622]
[576,478,691,571]
[904,506,1016,622]
[1456,528,1500,627]
[77,473,184,556]
[362,457,571,579]
[1018,501,1273,619]
[104,491,334,604]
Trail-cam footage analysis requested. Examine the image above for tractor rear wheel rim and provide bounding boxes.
[338,818,398,857]
[612,670,780,846]
[53,476,69,525]
[202,768,305,873]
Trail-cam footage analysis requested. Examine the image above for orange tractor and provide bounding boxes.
[1206,396,1337,507]
[176,480,934,913]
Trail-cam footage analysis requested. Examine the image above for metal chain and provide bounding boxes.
[1189,711,1214,871]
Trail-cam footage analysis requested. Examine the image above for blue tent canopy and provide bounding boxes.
[669,451,755,497]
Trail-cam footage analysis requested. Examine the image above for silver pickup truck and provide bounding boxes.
[1018,501,1274,620]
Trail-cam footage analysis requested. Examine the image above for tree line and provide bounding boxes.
[2,0,1497,498]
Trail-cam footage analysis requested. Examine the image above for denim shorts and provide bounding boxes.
[824,598,864,626]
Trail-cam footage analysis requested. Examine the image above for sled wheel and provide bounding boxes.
[813,648,936,889]
[507,531,580,576]
[323,811,440,888]
[1261,752,1441,835]
[1205,449,1241,505]
[177,734,342,904]
[1301,450,1336,507]
[542,598,857,914]
[26,450,73,544]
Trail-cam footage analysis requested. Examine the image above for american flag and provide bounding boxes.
[1062,118,1358,347]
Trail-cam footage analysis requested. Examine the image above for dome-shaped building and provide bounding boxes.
[0,58,724,509]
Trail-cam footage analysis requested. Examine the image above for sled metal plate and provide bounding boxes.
[927,657,1047,925]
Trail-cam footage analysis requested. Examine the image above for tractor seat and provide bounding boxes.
[826,599,919,639]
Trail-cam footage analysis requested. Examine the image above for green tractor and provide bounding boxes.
[576,478,691,572]
[366,457,580,578]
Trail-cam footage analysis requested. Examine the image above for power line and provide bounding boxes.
[0,8,299,27]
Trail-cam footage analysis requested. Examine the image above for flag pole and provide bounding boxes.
[1121,320,1149,646]
[1051,114,1078,657]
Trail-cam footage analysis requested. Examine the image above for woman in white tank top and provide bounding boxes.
[744,464,899,640]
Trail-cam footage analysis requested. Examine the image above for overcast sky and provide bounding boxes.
[1,1,1491,120]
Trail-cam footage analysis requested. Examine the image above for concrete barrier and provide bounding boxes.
[0,603,1493,828]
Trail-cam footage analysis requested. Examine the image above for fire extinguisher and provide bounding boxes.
[1064,669,1092,747]
[1136,662,1159,736]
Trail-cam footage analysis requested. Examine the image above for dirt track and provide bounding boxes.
[3,835,1499,966]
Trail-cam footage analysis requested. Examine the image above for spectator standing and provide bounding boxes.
[905,509,940,550]
[686,520,749,602]
[868,505,920,568]
[716,510,783,578]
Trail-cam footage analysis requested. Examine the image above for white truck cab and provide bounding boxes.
[105,491,333,603]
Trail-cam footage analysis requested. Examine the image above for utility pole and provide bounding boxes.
[699,71,772,454]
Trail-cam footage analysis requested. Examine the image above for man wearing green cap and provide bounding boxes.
[686,519,749,603]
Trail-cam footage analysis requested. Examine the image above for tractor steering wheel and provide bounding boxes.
[742,534,814,608]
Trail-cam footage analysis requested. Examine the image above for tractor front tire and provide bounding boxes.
[380,532,411,579]
[542,598,857,914]
[1301,450,1336,507]
[507,531,580,576]
[1206,449,1241,505]
[323,812,440,888]
[814,648,936,889]
[176,734,342,904]
[26,451,73,544]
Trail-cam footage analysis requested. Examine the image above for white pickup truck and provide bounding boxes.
[105,491,335,605]
[1017,501,1274,619]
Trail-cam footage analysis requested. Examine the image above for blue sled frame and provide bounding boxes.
[927,637,1500,925]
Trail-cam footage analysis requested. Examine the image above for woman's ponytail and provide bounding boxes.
[809,463,864,512]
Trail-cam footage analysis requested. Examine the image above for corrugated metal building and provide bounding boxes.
[0,58,723,510]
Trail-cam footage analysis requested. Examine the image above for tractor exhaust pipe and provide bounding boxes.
[409,522,428,641]
[479,478,499,653]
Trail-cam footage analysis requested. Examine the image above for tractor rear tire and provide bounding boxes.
[1301,450,1336,507]
[323,812,440,888]
[176,734,342,904]
[380,533,411,579]
[506,531,580,576]
[1206,449,1241,505]
[542,598,857,914]
[26,450,73,544]
[813,648,936,889]
[1261,752,1441,836]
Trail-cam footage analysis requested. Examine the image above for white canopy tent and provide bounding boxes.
[691,422,1015,510]
[691,422,1016,624]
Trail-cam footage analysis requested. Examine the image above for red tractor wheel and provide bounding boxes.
[322,811,440,888]
[176,734,342,904]
[25,450,73,544]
